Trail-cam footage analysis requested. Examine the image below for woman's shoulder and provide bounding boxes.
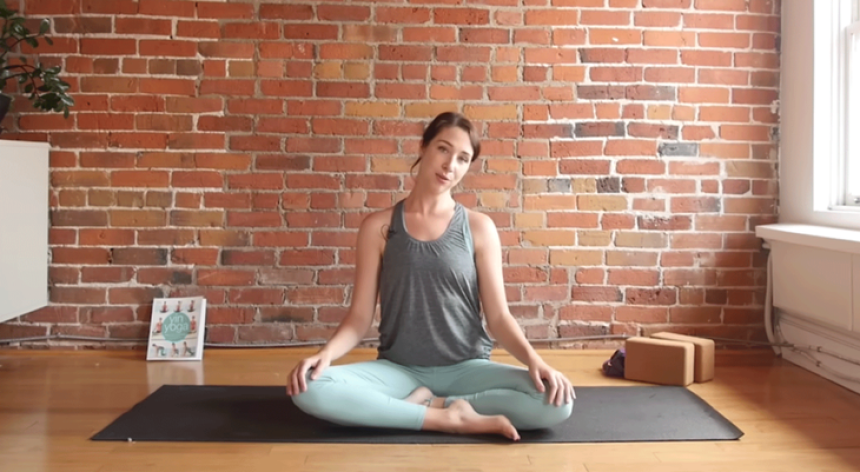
[464,207,498,239]
[358,205,397,239]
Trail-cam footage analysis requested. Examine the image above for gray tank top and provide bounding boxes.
[376,199,494,367]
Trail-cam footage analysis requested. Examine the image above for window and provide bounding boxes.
[846,0,860,206]
[814,0,860,211]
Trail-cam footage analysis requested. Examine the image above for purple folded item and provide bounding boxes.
[602,348,626,378]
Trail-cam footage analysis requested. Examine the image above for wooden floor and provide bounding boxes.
[2,347,860,472]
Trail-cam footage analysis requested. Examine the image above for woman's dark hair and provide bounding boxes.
[411,111,481,173]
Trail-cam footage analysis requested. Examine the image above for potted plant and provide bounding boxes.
[0,0,74,133]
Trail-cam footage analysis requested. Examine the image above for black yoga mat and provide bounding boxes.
[91,385,743,444]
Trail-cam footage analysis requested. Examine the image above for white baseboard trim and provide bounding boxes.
[777,312,860,394]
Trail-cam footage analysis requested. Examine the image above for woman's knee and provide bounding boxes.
[289,373,335,417]
[546,398,574,426]
[517,395,573,430]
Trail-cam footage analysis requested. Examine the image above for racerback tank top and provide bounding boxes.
[376,199,494,366]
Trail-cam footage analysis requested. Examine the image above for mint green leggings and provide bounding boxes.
[290,358,573,431]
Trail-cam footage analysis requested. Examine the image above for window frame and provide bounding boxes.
[844,1,860,207]
[825,0,860,210]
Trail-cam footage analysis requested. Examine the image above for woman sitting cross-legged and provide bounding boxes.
[286,111,574,441]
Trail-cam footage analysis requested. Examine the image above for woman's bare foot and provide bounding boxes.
[423,399,520,441]
[404,386,434,405]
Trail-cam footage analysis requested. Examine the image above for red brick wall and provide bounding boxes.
[1,0,780,348]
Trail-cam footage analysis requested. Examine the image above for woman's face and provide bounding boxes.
[416,126,474,192]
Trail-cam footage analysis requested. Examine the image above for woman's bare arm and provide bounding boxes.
[317,211,387,362]
[470,211,543,367]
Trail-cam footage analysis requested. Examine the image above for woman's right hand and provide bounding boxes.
[286,352,331,396]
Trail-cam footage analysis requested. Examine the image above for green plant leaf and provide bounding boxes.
[0,5,76,121]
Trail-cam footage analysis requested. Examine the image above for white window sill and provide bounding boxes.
[756,223,860,254]
[827,204,860,212]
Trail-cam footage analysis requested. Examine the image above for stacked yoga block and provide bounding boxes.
[623,332,715,386]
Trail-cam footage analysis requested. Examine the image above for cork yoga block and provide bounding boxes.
[650,332,715,383]
[623,337,694,387]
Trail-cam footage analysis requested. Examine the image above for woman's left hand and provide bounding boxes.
[529,360,575,407]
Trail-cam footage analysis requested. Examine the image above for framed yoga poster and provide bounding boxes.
[147,296,206,361]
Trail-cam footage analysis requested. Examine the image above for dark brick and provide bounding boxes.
[149,59,175,75]
[172,271,193,284]
[523,124,572,139]
[177,60,203,76]
[659,142,699,156]
[558,324,610,338]
[626,85,676,101]
[146,192,173,208]
[597,177,621,193]
[548,178,571,193]
[577,85,625,100]
[260,307,314,323]
[256,155,312,171]
[706,289,728,305]
[52,210,108,227]
[111,248,168,265]
[574,121,625,137]
[54,17,113,34]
